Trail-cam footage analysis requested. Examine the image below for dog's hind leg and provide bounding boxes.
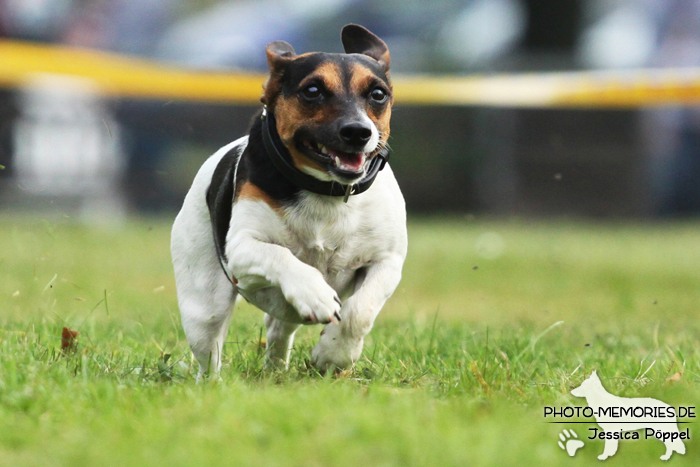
[172,214,236,380]
[673,437,687,456]
[171,138,249,380]
[178,281,236,380]
[264,314,301,369]
[661,435,686,460]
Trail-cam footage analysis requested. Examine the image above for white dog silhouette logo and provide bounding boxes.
[571,371,686,460]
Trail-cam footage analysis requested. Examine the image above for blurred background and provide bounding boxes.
[1,0,699,222]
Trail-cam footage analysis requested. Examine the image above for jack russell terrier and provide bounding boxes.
[171,24,407,378]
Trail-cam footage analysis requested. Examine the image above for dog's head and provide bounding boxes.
[570,370,601,398]
[261,24,392,185]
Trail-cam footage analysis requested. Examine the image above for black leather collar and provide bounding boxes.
[261,107,389,201]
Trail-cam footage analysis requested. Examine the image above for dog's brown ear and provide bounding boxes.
[262,41,296,105]
[265,40,296,71]
[341,24,390,70]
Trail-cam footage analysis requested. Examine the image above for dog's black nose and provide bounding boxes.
[339,122,372,147]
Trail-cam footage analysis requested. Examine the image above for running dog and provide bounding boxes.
[171,24,407,378]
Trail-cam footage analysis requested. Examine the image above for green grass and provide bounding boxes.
[1,216,699,466]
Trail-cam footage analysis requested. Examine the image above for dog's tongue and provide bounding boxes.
[329,149,365,171]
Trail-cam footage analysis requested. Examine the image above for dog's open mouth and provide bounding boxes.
[303,140,367,174]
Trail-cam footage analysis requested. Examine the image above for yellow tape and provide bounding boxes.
[0,40,266,103]
[2,39,700,107]
[395,71,700,107]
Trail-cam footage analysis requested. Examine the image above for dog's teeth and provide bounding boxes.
[334,156,341,166]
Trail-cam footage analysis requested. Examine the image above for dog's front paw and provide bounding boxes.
[281,269,341,324]
[311,324,363,373]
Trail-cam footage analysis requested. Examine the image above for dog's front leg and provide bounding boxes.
[598,435,618,460]
[227,234,342,325]
[311,254,403,372]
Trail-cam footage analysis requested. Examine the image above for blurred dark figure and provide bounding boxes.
[0,1,18,182]
[0,3,6,37]
[644,0,700,215]
[0,89,14,184]
[64,0,173,55]
[63,0,181,211]
[669,117,700,213]
[0,0,74,42]
[0,0,67,181]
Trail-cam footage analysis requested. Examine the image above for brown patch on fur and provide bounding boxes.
[289,149,324,174]
[262,48,291,106]
[299,62,343,95]
[237,181,279,210]
[375,105,391,148]
[261,76,281,106]
[349,63,392,149]
[349,63,377,96]
[273,97,325,173]
[273,92,339,174]
[261,52,315,106]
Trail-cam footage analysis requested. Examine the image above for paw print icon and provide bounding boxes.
[558,429,584,456]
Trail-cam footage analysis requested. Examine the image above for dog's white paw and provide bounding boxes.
[281,269,341,324]
[311,324,363,372]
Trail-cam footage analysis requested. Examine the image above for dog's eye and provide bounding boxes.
[301,85,323,101]
[370,87,388,103]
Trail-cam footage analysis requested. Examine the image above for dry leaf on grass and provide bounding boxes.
[61,327,79,351]
[667,372,683,382]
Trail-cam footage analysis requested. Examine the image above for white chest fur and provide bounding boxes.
[283,194,363,272]
[228,192,370,298]
[225,167,406,300]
